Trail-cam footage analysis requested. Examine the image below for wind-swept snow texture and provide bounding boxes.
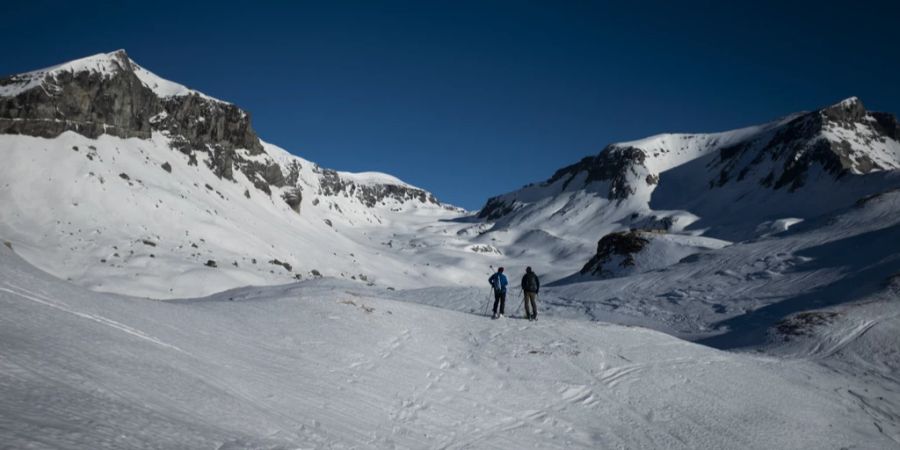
[0,244,896,449]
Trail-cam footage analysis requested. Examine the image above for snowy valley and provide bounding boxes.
[2,50,900,448]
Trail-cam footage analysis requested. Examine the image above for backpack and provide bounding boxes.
[523,272,539,292]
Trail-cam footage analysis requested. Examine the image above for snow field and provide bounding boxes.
[0,245,896,449]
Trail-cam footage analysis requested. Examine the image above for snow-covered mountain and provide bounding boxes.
[0,50,484,298]
[475,97,900,280]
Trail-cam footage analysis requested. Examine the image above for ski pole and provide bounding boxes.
[514,287,524,317]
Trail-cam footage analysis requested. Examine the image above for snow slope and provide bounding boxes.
[1,244,895,449]
[766,287,900,441]
[528,189,900,348]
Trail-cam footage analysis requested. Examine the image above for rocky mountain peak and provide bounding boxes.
[108,48,130,61]
[0,50,135,94]
[820,96,867,126]
[0,50,266,175]
[815,96,899,142]
[1,50,160,140]
[76,48,133,72]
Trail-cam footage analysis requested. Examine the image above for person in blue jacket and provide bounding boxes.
[488,267,509,319]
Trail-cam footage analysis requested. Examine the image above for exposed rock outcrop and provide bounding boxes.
[317,168,439,207]
[0,51,159,139]
[547,146,647,200]
[478,196,517,220]
[282,187,303,213]
[153,93,262,154]
[580,230,650,276]
[0,50,280,195]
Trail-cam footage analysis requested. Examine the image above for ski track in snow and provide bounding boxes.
[0,285,192,356]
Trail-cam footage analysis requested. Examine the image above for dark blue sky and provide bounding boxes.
[3,1,899,209]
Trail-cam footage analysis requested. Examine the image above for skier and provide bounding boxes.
[488,267,509,319]
[521,266,540,321]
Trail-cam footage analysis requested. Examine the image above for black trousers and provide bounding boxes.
[493,290,506,314]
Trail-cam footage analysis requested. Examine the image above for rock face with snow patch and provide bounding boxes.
[546,146,649,201]
[0,50,160,140]
[710,97,900,191]
[0,50,262,151]
[316,167,439,207]
[0,50,280,195]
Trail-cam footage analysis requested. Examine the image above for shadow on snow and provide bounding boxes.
[698,223,900,350]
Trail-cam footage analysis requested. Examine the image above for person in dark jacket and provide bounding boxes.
[488,267,509,319]
[521,266,540,321]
